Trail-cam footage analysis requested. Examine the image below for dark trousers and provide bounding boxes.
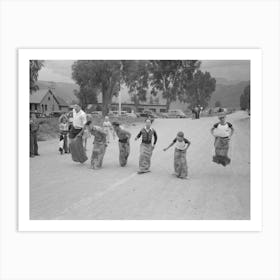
[60,133,68,153]
[30,132,38,156]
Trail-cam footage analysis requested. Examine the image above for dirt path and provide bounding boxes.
[30,111,250,220]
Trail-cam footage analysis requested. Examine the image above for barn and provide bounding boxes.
[30,89,69,115]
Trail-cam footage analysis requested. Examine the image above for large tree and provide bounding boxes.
[121,60,150,112]
[215,100,222,108]
[178,70,216,109]
[240,84,250,110]
[73,86,98,110]
[148,60,200,110]
[30,60,44,93]
[72,60,122,116]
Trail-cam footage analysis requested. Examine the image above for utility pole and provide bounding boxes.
[118,87,122,115]
[118,63,123,116]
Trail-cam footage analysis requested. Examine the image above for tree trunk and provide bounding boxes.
[83,93,88,111]
[134,97,139,112]
[102,91,111,117]
[166,97,171,111]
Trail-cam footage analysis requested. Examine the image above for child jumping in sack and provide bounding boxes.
[163,131,191,179]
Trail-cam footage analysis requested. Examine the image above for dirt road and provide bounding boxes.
[30,111,250,220]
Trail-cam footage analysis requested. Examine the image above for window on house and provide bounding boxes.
[45,104,47,111]
[48,97,50,101]
[35,104,38,110]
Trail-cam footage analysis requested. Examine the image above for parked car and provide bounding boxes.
[158,112,169,118]
[146,110,158,118]
[138,110,157,122]
[119,111,129,117]
[30,111,46,118]
[40,113,48,118]
[91,111,102,117]
[126,112,137,118]
[108,110,129,117]
[108,111,119,117]
[50,111,63,118]
[167,109,187,118]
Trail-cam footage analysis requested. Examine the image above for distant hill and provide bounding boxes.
[209,80,250,108]
[171,79,250,110]
[214,77,244,85]
[37,78,249,110]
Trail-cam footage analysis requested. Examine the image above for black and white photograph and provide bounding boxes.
[26,53,252,222]
[2,1,280,279]
[17,48,261,231]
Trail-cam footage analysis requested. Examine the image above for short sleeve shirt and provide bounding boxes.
[213,122,233,137]
[173,137,190,150]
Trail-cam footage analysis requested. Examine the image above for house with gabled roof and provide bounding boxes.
[30,88,69,114]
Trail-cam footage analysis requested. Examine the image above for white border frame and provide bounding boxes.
[18,48,262,232]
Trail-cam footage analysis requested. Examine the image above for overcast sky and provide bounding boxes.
[38,60,250,84]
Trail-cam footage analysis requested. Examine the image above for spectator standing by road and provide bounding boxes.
[30,113,39,157]
[58,114,69,154]
[68,105,87,144]
[68,105,88,163]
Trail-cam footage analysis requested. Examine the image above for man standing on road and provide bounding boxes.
[112,122,131,167]
[68,105,88,163]
[135,119,158,174]
[30,113,40,157]
[68,104,87,144]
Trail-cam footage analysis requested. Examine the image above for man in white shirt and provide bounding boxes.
[69,104,87,143]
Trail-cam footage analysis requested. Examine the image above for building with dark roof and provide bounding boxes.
[30,89,69,114]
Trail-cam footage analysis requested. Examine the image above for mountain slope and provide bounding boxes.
[210,81,249,108]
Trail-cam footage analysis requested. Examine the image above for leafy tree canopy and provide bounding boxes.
[178,70,216,109]
[72,60,122,115]
[30,60,44,93]
[148,60,201,110]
